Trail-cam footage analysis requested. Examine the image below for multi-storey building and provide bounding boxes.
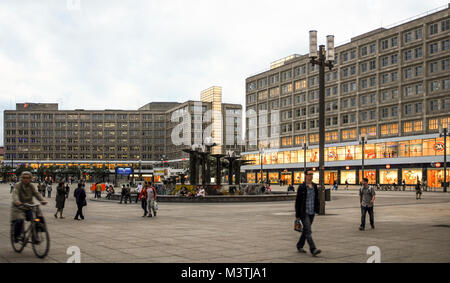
[3,87,243,179]
[242,5,450,188]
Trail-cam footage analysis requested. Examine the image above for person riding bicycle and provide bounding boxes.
[11,171,48,243]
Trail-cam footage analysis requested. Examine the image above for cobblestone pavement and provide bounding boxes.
[0,183,449,263]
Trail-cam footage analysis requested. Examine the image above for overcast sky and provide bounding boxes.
[0,0,448,146]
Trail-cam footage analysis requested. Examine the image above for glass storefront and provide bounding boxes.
[325,171,338,185]
[269,172,279,183]
[257,172,268,183]
[402,169,422,185]
[380,169,398,184]
[359,170,376,184]
[247,173,256,183]
[281,173,292,185]
[293,171,304,184]
[341,170,356,184]
[427,169,450,188]
[243,136,450,166]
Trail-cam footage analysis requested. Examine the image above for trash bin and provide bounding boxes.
[325,188,331,201]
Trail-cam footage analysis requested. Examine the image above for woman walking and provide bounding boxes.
[55,181,66,218]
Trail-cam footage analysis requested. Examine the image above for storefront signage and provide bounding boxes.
[116,168,132,175]
[434,142,445,152]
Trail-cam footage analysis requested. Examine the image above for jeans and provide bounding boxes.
[47,191,51,198]
[361,206,374,228]
[147,199,156,216]
[297,214,317,252]
[141,199,148,214]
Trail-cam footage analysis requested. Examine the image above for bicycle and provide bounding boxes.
[10,203,50,258]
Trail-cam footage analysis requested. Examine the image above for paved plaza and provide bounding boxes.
[0,183,449,263]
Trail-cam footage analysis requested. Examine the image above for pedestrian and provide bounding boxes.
[402,179,406,191]
[359,177,376,231]
[10,182,15,194]
[135,182,143,203]
[120,185,127,204]
[95,182,102,199]
[295,170,321,256]
[126,184,133,204]
[423,179,427,192]
[288,183,295,192]
[74,183,86,220]
[147,183,158,217]
[47,182,53,198]
[415,180,422,200]
[345,180,349,190]
[65,183,70,199]
[55,182,66,219]
[138,184,148,217]
[39,182,46,197]
[106,185,115,200]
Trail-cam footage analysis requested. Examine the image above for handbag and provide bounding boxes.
[154,201,158,211]
[294,219,303,232]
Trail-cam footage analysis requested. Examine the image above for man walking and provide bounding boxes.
[359,177,376,230]
[135,182,143,203]
[295,170,321,256]
[95,182,102,199]
[65,183,70,199]
[74,183,86,220]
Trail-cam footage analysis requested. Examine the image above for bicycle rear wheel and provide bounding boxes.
[31,221,50,258]
[10,222,26,253]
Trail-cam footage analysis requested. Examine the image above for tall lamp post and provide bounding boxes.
[439,126,448,192]
[309,30,335,215]
[258,145,266,183]
[359,134,367,184]
[303,141,309,180]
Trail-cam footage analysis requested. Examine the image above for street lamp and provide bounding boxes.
[439,125,448,192]
[359,134,367,184]
[309,30,335,215]
[302,141,309,178]
[258,145,266,183]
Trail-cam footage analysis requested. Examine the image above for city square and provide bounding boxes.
[0,184,449,263]
[1,0,450,267]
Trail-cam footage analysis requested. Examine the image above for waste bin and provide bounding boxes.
[325,188,331,201]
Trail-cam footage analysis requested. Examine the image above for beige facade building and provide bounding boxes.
[3,88,242,170]
[242,5,450,188]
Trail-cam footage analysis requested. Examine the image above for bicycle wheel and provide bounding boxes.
[10,222,26,253]
[31,220,50,258]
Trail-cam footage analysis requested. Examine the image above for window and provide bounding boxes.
[414,47,422,58]
[391,106,398,117]
[361,46,367,56]
[369,43,376,53]
[360,62,368,72]
[429,100,439,111]
[442,39,450,51]
[429,43,438,54]
[415,102,422,113]
[442,58,450,71]
[415,65,423,76]
[414,28,422,40]
[391,54,398,64]
[430,23,438,35]
[430,61,438,73]
[429,119,438,130]
[442,18,450,32]
[381,39,389,50]
[404,104,412,115]
[404,31,412,43]
[391,36,398,47]
[404,50,412,61]
[369,60,376,70]
[403,122,413,133]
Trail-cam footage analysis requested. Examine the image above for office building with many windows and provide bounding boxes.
[242,5,450,188]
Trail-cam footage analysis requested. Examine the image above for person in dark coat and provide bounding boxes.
[74,183,87,220]
[295,170,321,256]
[65,183,70,199]
[55,182,66,219]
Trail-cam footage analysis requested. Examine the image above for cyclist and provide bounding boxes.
[11,171,47,243]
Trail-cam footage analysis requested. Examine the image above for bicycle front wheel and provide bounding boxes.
[10,222,26,253]
[31,221,50,258]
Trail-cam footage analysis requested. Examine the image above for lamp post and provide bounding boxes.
[359,134,367,184]
[309,31,334,215]
[303,141,309,180]
[439,126,448,192]
[258,145,266,183]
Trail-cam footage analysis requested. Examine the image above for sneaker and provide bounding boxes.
[371,225,375,229]
[297,248,307,253]
[359,226,365,231]
[154,212,157,217]
[311,249,321,256]
[54,213,58,219]
[74,218,80,221]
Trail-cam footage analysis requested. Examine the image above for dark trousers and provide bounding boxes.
[135,194,139,203]
[297,214,317,252]
[141,199,148,214]
[75,203,84,219]
[13,210,32,238]
[361,206,374,228]
[47,191,51,198]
